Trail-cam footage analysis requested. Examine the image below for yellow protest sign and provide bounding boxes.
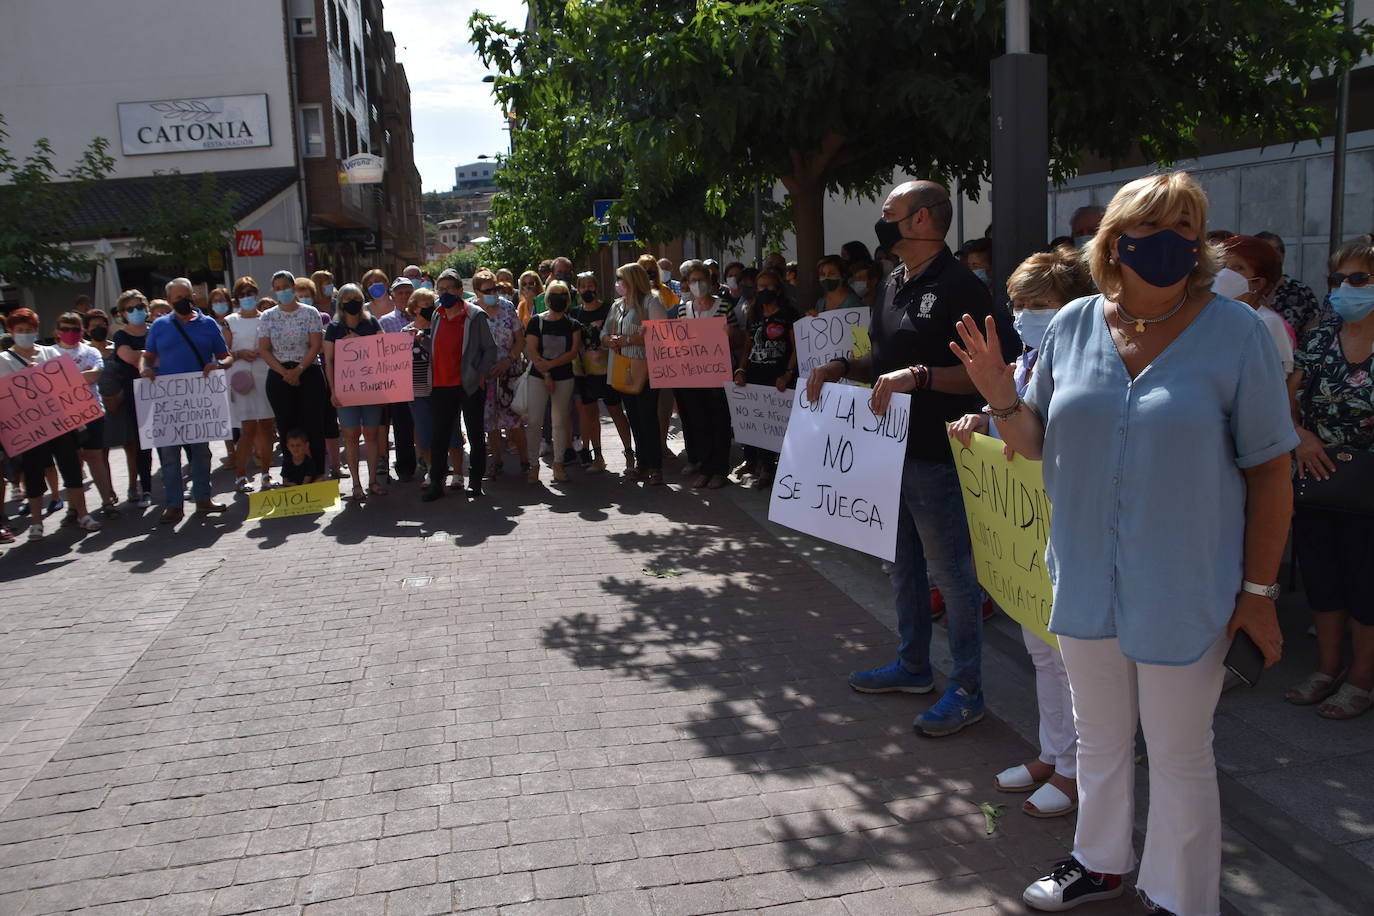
[950,429,1057,647]
[849,325,872,388]
[247,480,340,520]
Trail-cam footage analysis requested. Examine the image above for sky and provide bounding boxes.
[385,0,527,193]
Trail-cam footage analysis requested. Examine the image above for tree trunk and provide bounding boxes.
[783,173,824,313]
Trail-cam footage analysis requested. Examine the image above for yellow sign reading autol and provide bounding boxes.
[247,480,340,520]
[950,429,1057,647]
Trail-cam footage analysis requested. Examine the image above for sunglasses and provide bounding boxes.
[58,325,82,333]
[1328,271,1371,288]
[477,286,496,294]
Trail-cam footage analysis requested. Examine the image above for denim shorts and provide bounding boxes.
[337,403,383,429]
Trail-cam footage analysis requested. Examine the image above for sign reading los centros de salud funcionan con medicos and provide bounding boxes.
[117,94,271,156]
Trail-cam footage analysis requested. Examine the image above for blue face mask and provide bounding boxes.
[238,296,256,312]
[274,288,295,304]
[211,301,230,316]
[482,293,498,306]
[972,268,990,286]
[127,308,147,325]
[419,281,433,290]
[1115,229,1199,288]
[298,297,313,307]
[12,332,38,348]
[324,284,336,297]
[368,283,387,299]
[1073,234,1095,249]
[1330,284,1374,323]
[1013,308,1059,351]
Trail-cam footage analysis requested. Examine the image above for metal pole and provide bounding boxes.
[753,181,764,269]
[1329,0,1353,253]
[1006,0,1029,54]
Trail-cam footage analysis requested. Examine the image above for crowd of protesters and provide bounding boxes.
[2,170,1372,915]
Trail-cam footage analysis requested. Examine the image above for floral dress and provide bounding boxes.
[484,298,526,432]
[1295,322,1374,451]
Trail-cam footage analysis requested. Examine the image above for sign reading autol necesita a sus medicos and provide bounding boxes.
[117,94,271,156]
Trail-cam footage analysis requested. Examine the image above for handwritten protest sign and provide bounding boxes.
[0,355,104,455]
[795,308,870,383]
[134,370,231,450]
[726,383,792,453]
[644,318,732,388]
[768,383,908,561]
[247,480,340,520]
[334,333,413,406]
[951,430,1057,647]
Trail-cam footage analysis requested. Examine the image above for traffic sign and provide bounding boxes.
[593,199,635,243]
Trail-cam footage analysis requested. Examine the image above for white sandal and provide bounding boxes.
[1024,781,1077,818]
[1317,683,1373,720]
[994,764,1041,793]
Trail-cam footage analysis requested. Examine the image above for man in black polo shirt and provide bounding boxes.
[807,180,1020,737]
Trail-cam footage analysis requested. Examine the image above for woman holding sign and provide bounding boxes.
[733,268,798,489]
[672,260,743,489]
[951,172,1295,914]
[324,283,386,500]
[0,309,101,538]
[604,263,669,484]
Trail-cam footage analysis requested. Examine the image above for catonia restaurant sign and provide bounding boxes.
[118,94,271,156]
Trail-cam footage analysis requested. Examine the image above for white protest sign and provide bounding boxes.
[794,308,870,382]
[726,383,792,453]
[135,370,232,449]
[768,382,909,561]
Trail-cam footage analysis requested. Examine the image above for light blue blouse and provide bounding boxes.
[1024,294,1298,665]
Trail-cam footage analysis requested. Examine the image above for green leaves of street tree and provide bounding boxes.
[473,1,1369,298]
[130,171,239,276]
[0,113,114,286]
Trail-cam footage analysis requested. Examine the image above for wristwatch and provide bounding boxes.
[1241,580,1281,600]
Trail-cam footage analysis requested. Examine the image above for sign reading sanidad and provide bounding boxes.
[118,94,271,156]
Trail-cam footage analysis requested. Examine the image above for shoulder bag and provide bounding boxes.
[1293,343,1374,516]
[607,303,648,395]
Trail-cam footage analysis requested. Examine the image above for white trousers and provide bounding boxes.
[1024,627,1077,778]
[525,377,574,460]
[1060,633,1228,916]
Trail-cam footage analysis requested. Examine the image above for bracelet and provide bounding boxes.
[908,364,930,391]
[733,368,745,376]
[982,396,1024,420]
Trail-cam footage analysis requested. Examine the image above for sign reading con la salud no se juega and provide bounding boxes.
[117,94,271,156]
[795,308,871,384]
[332,333,413,406]
[644,318,732,388]
[0,355,104,455]
[726,383,792,453]
[951,429,1057,647]
[134,370,232,449]
[768,383,909,561]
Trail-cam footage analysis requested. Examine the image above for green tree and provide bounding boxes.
[474,0,1371,304]
[424,248,484,279]
[131,171,239,275]
[0,113,115,286]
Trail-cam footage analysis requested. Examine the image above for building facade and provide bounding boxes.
[0,0,422,324]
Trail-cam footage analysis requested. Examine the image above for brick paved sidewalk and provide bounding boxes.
[0,454,1143,915]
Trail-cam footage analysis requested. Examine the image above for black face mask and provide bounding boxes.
[420,306,436,321]
[88,325,109,342]
[438,293,459,309]
[580,289,597,303]
[341,300,363,315]
[555,273,573,284]
[755,288,778,305]
[546,293,569,311]
[172,298,193,316]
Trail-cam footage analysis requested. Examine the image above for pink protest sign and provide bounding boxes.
[643,318,733,388]
[333,332,413,406]
[0,354,104,455]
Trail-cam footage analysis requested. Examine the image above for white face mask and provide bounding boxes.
[850,280,868,297]
[1013,307,1060,351]
[660,269,671,283]
[690,280,710,298]
[725,276,739,292]
[1211,267,1252,301]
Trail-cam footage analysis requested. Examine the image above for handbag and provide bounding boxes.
[1294,354,1374,516]
[510,365,533,418]
[606,307,648,394]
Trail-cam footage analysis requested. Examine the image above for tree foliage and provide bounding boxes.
[473,0,1370,300]
[424,247,484,280]
[0,113,115,286]
[131,171,239,275]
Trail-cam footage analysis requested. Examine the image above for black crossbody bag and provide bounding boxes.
[1292,340,1374,516]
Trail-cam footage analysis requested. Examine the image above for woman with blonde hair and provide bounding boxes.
[953,172,1295,913]
[311,270,337,317]
[516,270,541,326]
[603,262,668,483]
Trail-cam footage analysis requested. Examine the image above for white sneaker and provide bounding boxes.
[27,521,44,541]
[137,491,153,508]
[1023,858,1123,911]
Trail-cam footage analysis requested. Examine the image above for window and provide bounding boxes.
[294,17,315,36]
[299,105,325,158]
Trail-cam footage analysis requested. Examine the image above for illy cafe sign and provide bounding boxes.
[118,94,271,156]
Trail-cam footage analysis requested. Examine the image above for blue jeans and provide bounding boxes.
[158,442,212,508]
[892,457,983,693]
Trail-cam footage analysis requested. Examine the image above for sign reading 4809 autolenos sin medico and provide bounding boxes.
[118,94,271,155]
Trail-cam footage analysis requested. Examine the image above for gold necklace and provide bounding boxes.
[1115,292,1188,333]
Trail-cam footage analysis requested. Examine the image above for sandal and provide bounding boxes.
[352,484,366,501]
[1023,780,1078,818]
[691,474,710,488]
[646,471,665,486]
[1284,669,1345,706]
[994,764,1043,793]
[235,476,253,494]
[1317,683,1373,720]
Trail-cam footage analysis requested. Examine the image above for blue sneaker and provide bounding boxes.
[913,685,984,737]
[848,661,934,694]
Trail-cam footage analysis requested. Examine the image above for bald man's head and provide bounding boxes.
[886,180,953,236]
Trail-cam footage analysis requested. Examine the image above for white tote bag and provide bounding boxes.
[510,365,534,418]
